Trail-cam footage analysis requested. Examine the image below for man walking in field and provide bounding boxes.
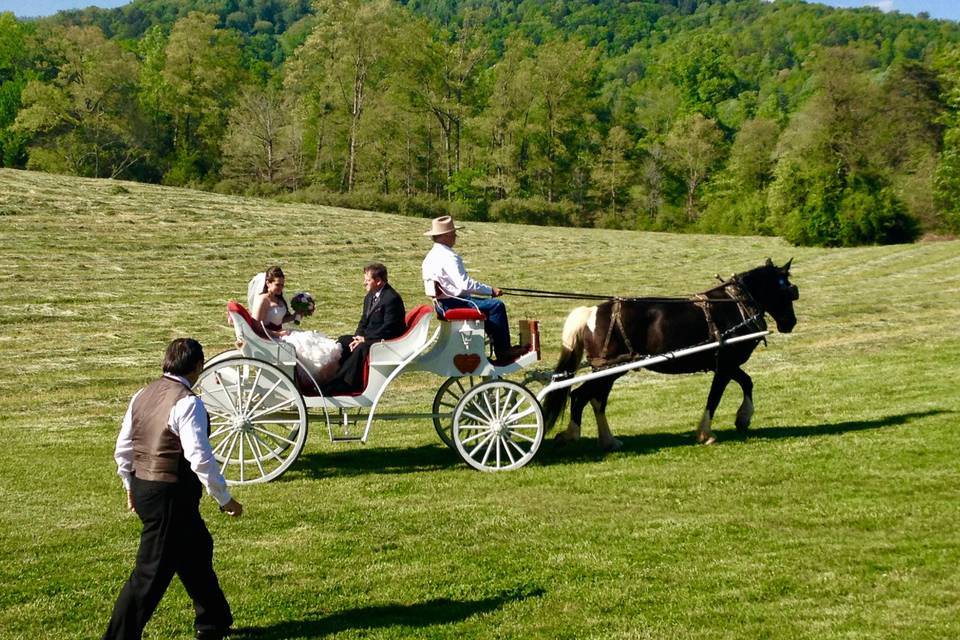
[103,338,242,640]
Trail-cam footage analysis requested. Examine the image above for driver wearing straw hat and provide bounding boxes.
[422,215,524,364]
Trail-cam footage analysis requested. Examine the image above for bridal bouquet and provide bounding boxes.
[290,292,316,323]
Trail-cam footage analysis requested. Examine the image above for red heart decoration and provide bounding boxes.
[453,354,482,374]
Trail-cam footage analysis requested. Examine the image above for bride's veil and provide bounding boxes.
[247,272,266,310]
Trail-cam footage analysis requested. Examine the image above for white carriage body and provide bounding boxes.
[219,302,536,410]
[197,300,544,483]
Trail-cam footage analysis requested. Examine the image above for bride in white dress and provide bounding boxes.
[248,267,342,383]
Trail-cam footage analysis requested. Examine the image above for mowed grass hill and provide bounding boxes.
[1,167,958,639]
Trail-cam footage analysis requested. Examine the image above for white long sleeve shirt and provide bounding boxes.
[421,242,493,298]
[114,374,232,506]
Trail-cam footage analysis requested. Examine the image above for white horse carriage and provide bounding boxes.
[195,300,544,484]
[196,260,796,486]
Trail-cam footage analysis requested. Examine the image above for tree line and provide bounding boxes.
[3,0,960,245]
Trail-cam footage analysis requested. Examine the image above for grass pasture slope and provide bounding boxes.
[1,167,958,639]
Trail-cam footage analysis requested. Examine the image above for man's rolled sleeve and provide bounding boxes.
[174,396,233,507]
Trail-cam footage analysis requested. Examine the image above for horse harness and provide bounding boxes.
[591,298,637,368]
[589,280,765,369]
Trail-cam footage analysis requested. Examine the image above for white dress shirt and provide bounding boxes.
[421,242,493,298]
[114,374,232,506]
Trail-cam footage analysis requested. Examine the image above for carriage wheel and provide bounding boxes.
[195,358,308,485]
[432,376,488,449]
[452,380,543,472]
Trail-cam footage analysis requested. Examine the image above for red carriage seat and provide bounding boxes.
[226,300,269,339]
[429,282,486,321]
[404,304,434,329]
[439,307,486,321]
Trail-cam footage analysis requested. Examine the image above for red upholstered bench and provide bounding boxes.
[226,300,269,339]
[438,307,486,321]
[403,304,435,330]
[429,282,486,321]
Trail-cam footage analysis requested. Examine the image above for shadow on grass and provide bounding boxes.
[291,443,460,479]
[287,410,951,476]
[745,408,951,440]
[533,409,952,465]
[230,585,545,639]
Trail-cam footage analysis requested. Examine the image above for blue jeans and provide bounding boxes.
[439,296,511,359]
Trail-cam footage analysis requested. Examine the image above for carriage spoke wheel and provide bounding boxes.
[452,380,543,472]
[195,358,308,485]
[433,376,488,449]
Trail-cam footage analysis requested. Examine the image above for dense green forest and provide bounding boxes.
[3,0,960,245]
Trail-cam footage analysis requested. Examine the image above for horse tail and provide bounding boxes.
[543,306,593,431]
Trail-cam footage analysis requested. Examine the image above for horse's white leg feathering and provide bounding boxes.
[592,398,623,451]
[696,409,716,445]
[558,419,582,442]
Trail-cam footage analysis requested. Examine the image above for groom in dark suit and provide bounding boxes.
[322,262,406,395]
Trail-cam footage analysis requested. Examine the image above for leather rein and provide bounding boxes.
[500,277,768,368]
[512,277,765,368]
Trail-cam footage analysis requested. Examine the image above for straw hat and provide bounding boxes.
[424,215,463,237]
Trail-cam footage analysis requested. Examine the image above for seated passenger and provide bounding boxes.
[320,262,406,395]
[249,266,342,383]
[421,215,524,364]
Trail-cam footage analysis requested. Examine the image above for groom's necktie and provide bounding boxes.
[366,293,380,317]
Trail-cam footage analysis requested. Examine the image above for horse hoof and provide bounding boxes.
[701,435,716,446]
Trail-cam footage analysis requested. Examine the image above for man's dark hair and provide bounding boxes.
[163,338,204,376]
[364,262,388,282]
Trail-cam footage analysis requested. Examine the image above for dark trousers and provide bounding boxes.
[322,335,371,394]
[103,476,232,640]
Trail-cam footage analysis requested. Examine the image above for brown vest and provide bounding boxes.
[131,376,197,483]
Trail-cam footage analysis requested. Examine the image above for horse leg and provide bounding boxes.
[731,367,754,432]
[556,385,588,444]
[698,369,733,445]
[589,377,622,452]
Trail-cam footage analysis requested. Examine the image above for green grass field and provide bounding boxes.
[1,167,958,639]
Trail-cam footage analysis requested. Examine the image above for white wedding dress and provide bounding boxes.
[263,303,342,383]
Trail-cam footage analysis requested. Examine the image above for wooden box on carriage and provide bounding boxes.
[519,319,541,359]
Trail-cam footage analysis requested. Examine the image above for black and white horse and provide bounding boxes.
[542,259,799,449]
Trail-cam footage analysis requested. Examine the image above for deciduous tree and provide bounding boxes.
[285,0,399,192]
[161,11,245,184]
[470,34,538,199]
[13,25,144,178]
[590,125,633,226]
[664,112,725,221]
[527,37,598,203]
[933,43,960,232]
[0,12,33,167]
[221,85,294,186]
[397,9,489,187]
